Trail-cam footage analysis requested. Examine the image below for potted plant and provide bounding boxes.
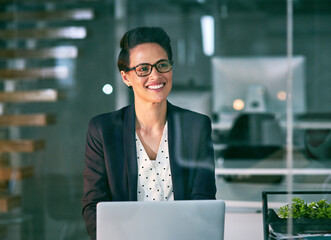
[268,197,331,234]
[262,191,331,239]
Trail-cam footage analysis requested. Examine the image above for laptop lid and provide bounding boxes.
[97,200,225,240]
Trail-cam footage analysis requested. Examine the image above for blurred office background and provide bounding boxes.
[0,0,330,239]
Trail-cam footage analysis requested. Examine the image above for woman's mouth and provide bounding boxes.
[146,83,165,90]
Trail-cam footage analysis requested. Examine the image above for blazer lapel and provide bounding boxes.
[123,102,186,201]
[123,104,138,201]
[167,102,185,200]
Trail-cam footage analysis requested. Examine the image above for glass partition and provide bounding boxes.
[0,0,330,239]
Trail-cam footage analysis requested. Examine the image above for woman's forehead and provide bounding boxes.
[129,43,168,65]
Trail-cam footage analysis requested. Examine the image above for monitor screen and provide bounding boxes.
[212,56,306,121]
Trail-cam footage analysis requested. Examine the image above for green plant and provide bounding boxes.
[277,197,331,219]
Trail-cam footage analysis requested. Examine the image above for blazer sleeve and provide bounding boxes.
[191,116,217,200]
[82,118,111,240]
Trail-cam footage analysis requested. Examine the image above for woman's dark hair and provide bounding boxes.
[117,26,172,72]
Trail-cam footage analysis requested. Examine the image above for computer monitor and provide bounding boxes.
[211,56,306,121]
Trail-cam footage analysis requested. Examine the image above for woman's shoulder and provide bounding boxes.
[89,105,131,127]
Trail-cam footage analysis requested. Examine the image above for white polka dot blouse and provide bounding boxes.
[136,122,174,201]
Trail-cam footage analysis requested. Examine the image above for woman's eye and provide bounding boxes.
[137,66,149,72]
[158,62,169,68]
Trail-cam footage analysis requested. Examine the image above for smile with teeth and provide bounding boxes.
[147,83,165,90]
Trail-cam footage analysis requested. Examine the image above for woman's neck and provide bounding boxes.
[134,100,167,132]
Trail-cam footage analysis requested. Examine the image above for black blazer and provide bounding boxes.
[82,101,216,239]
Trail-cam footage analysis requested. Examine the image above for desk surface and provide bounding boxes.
[216,168,331,176]
[215,154,331,176]
[212,120,331,130]
[216,177,331,208]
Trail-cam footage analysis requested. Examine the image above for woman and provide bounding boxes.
[82,26,216,240]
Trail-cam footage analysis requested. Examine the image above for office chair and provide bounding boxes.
[220,113,284,182]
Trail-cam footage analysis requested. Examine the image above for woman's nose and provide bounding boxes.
[149,66,161,77]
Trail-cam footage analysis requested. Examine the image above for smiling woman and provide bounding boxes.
[81,27,216,240]
[120,42,173,106]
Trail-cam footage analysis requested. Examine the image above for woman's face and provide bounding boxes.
[121,43,172,105]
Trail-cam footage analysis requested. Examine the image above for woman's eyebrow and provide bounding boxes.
[135,59,168,66]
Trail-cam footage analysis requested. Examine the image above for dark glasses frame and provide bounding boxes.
[126,59,174,77]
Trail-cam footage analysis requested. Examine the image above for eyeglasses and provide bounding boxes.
[126,59,174,77]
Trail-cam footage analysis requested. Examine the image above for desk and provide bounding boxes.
[212,120,331,131]
[215,156,331,205]
[215,154,331,176]
[224,212,263,240]
[216,168,331,176]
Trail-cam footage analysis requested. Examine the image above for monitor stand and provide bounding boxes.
[245,84,267,113]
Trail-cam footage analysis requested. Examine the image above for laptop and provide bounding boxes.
[97,200,225,240]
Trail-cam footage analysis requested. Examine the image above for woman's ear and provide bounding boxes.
[121,71,131,87]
